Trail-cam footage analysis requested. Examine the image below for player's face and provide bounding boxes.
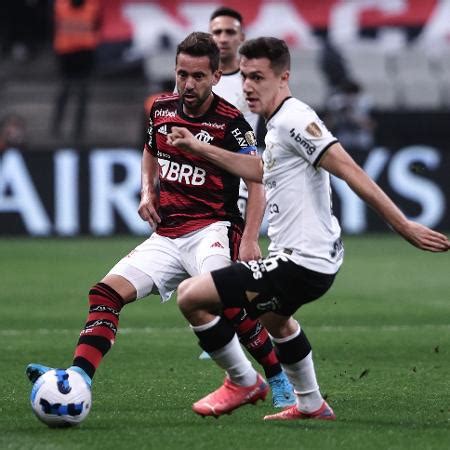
[209,16,244,65]
[240,56,288,118]
[176,53,221,116]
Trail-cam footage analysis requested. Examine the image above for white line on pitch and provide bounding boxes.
[1,324,449,337]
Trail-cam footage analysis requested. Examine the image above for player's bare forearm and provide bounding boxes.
[321,143,450,252]
[167,126,264,182]
[139,148,161,228]
[141,148,157,193]
[322,144,408,230]
[239,180,265,260]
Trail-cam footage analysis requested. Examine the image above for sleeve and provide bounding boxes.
[144,103,156,156]
[279,106,338,168]
[222,115,258,155]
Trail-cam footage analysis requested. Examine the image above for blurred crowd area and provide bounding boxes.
[1,0,450,151]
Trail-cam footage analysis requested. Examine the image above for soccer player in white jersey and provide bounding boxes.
[199,7,294,406]
[167,37,450,420]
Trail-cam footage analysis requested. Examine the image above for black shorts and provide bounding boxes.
[211,254,336,319]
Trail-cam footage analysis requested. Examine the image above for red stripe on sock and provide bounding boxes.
[80,326,115,342]
[223,308,241,320]
[94,284,124,306]
[239,318,266,336]
[74,343,104,369]
[260,350,279,368]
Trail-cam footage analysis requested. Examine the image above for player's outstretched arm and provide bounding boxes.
[320,143,450,252]
[167,126,264,182]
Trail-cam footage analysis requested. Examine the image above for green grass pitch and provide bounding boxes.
[0,235,449,449]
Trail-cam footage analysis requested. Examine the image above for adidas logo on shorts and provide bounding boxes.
[211,241,224,249]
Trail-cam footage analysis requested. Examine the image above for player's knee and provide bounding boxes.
[178,274,220,319]
[177,278,196,314]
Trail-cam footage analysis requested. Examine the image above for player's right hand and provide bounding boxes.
[167,126,199,153]
[138,193,161,230]
[399,221,450,252]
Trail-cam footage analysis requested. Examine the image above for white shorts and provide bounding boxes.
[107,221,234,301]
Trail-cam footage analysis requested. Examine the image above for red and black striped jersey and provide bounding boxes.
[144,93,258,238]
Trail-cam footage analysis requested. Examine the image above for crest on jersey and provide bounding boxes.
[245,131,257,146]
[195,129,214,143]
[306,122,322,138]
[263,147,276,170]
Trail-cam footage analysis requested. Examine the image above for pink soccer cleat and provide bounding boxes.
[193,374,269,417]
[263,401,336,421]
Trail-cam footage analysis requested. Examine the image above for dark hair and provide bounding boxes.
[239,37,290,74]
[176,32,220,72]
[210,7,243,25]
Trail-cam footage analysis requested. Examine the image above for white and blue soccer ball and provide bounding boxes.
[30,368,92,427]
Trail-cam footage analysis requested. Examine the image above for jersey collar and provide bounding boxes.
[221,68,240,76]
[266,96,292,123]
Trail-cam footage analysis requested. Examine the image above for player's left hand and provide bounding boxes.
[238,238,262,261]
[167,126,199,153]
[399,220,450,252]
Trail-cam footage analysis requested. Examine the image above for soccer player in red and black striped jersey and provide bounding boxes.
[26,31,294,411]
[145,92,250,238]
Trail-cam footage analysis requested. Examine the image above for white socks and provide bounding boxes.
[280,352,323,412]
[191,321,257,387]
[272,325,324,413]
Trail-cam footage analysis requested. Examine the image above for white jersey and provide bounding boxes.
[213,69,258,132]
[263,97,343,274]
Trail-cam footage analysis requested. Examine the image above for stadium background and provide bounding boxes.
[1,0,449,236]
[1,3,449,448]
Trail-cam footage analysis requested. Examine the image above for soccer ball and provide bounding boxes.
[30,368,92,427]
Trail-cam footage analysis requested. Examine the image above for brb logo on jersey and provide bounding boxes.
[195,130,214,143]
[158,159,206,186]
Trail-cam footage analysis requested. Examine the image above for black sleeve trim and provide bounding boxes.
[313,139,339,168]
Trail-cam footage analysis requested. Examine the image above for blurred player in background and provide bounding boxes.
[168,37,450,420]
[209,6,267,221]
[26,32,294,410]
[51,0,101,141]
